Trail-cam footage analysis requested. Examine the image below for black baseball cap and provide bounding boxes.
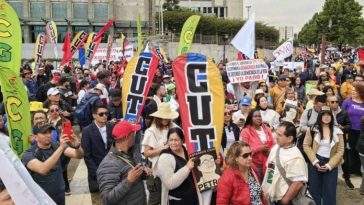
[33,123,55,134]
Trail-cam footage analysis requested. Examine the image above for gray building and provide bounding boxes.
[8,0,153,43]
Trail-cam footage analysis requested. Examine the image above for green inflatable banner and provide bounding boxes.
[178,15,201,55]
[0,1,31,156]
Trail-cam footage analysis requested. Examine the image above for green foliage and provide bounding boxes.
[298,0,364,47]
[159,10,279,43]
[163,0,180,11]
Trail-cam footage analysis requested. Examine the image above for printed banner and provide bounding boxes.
[122,52,159,122]
[137,12,142,53]
[178,15,201,55]
[172,53,224,153]
[70,31,88,57]
[79,48,85,67]
[106,35,113,65]
[190,148,221,192]
[45,21,58,58]
[0,1,31,157]
[226,59,269,84]
[273,38,293,61]
[92,19,114,43]
[0,1,22,75]
[282,61,304,71]
[33,33,47,69]
[85,32,101,67]
[91,46,134,65]
[0,67,32,156]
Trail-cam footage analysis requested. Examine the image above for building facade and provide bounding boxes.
[155,0,244,20]
[279,26,294,42]
[8,0,152,43]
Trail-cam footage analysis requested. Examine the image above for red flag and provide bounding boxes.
[61,32,71,65]
[357,48,364,60]
[93,19,115,43]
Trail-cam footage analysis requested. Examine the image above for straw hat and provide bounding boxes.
[308,88,324,96]
[150,102,179,119]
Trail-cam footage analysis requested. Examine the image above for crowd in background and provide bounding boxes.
[0,47,364,205]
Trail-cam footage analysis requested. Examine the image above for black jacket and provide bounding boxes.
[336,109,351,135]
[221,122,240,150]
[81,122,114,177]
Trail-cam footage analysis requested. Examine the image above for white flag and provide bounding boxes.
[273,38,293,61]
[230,13,255,59]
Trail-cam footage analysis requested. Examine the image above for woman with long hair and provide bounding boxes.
[142,102,179,205]
[221,109,240,152]
[256,96,280,130]
[240,109,275,182]
[217,141,267,205]
[341,83,364,176]
[155,127,198,205]
[303,106,344,205]
[292,76,306,104]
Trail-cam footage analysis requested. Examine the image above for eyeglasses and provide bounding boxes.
[330,101,338,104]
[97,112,109,117]
[239,152,252,159]
[355,79,363,82]
[50,108,59,113]
[224,112,231,116]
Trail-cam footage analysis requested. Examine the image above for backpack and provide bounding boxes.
[75,92,100,127]
[296,109,315,162]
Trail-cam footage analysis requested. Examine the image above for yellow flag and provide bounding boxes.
[178,15,201,55]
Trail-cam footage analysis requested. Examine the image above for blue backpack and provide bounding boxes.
[75,92,100,127]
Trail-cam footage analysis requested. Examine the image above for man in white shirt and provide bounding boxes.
[262,121,308,205]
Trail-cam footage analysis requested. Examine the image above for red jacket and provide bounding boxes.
[216,168,267,205]
[240,124,275,176]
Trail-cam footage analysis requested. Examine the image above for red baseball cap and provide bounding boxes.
[112,120,141,140]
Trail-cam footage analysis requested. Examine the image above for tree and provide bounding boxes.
[163,0,180,11]
[298,0,364,48]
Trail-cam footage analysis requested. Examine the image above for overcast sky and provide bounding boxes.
[244,0,364,33]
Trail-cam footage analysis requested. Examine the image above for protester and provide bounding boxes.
[97,120,149,205]
[43,87,73,121]
[256,96,280,130]
[22,123,83,205]
[36,75,60,102]
[356,116,364,195]
[155,127,198,205]
[0,187,13,205]
[143,84,167,127]
[142,102,179,205]
[240,109,275,182]
[305,88,325,109]
[22,69,37,100]
[327,95,353,189]
[262,121,308,205]
[58,76,77,106]
[300,94,326,133]
[77,80,91,104]
[292,76,306,104]
[270,75,288,110]
[232,96,251,129]
[217,141,267,205]
[341,83,364,176]
[340,74,354,100]
[221,110,240,152]
[107,89,123,123]
[81,104,113,194]
[303,106,344,205]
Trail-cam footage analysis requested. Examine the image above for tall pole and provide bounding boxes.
[161,0,164,35]
[320,34,327,65]
[246,5,251,19]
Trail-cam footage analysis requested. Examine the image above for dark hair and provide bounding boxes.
[153,117,172,130]
[96,71,108,80]
[322,85,333,94]
[226,141,250,169]
[293,76,302,87]
[80,80,89,89]
[110,88,122,98]
[31,110,47,125]
[314,95,327,104]
[63,66,71,73]
[244,109,261,128]
[167,127,185,143]
[278,121,297,143]
[315,109,335,141]
[256,95,267,110]
[92,103,108,114]
[59,77,68,85]
[284,88,295,99]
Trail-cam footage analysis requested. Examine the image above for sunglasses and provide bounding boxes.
[224,112,231,116]
[239,152,252,159]
[97,112,109,117]
[330,101,338,104]
[50,108,60,113]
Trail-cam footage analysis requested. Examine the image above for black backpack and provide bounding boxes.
[75,92,100,127]
[297,109,315,162]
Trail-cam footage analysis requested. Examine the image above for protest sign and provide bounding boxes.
[226,59,269,84]
[282,62,305,70]
[190,148,221,193]
[305,80,318,95]
[273,38,293,61]
[91,46,134,65]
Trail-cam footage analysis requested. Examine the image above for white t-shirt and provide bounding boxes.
[225,126,236,150]
[257,129,267,143]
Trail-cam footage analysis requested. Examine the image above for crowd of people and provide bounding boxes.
[1,48,364,205]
